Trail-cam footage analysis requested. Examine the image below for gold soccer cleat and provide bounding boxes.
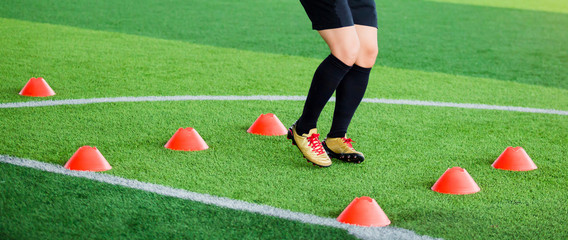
[322,136,365,163]
[287,123,332,167]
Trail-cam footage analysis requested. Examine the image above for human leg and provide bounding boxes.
[327,25,377,138]
[295,26,360,135]
[290,0,364,167]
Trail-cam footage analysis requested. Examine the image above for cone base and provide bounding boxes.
[431,187,480,195]
[65,166,112,172]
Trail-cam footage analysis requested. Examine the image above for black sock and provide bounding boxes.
[327,64,371,138]
[296,54,352,135]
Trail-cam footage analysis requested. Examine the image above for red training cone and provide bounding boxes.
[64,146,112,171]
[165,127,209,151]
[247,113,287,136]
[337,196,391,227]
[19,77,56,97]
[492,146,537,171]
[431,167,480,194]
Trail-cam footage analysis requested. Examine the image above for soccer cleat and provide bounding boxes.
[287,123,332,167]
[322,136,365,163]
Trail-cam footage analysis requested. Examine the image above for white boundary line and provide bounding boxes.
[0,155,437,240]
[0,95,566,115]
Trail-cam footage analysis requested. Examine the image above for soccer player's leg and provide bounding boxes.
[291,0,362,166]
[325,0,378,163]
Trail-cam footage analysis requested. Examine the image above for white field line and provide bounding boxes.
[0,95,566,115]
[0,155,437,240]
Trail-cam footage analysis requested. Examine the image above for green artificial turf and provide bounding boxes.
[0,0,566,89]
[1,18,567,111]
[1,0,567,239]
[0,100,566,239]
[0,163,357,240]
[429,0,568,14]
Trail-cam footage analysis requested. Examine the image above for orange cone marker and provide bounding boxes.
[165,127,209,151]
[431,167,480,194]
[19,77,56,97]
[247,113,287,136]
[337,196,391,227]
[64,146,112,171]
[492,146,537,171]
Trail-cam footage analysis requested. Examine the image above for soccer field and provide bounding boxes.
[1,0,567,239]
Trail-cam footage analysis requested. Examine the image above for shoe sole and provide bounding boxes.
[322,142,365,164]
[287,128,330,168]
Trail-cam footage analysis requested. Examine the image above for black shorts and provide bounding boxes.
[300,0,378,30]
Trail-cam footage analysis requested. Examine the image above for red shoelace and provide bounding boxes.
[342,137,355,149]
[306,133,326,155]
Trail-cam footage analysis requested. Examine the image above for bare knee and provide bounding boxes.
[356,45,378,68]
[318,26,361,66]
[330,42,360,66]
